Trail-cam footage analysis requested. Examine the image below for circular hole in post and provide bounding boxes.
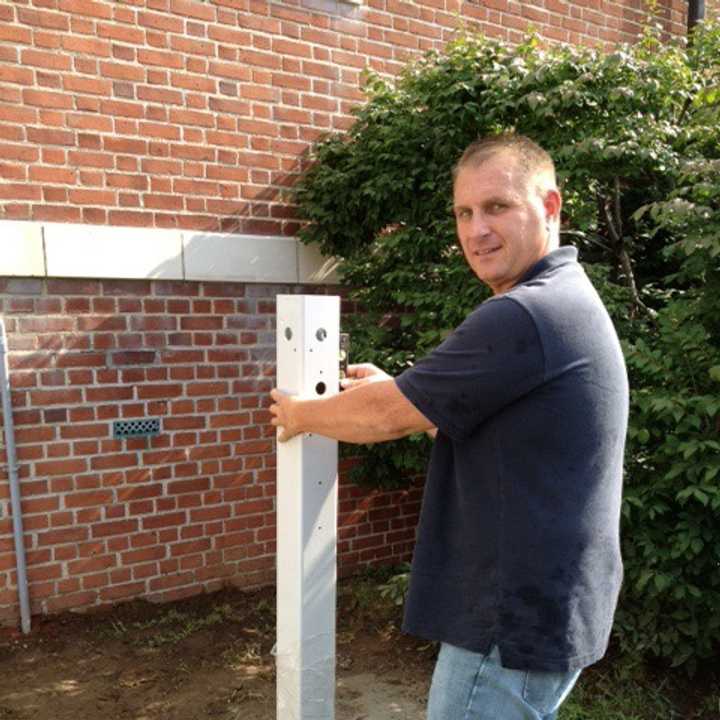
[315,381,326,395]
[284,327,293,340]
[316,328,327,341]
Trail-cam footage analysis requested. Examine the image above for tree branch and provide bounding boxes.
[599,180,657,323]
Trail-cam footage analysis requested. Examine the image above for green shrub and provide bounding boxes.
[295,23,720,669]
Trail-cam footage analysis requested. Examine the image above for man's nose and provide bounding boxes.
[467,213,490,238]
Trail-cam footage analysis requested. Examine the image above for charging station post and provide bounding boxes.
[275,295,340,720]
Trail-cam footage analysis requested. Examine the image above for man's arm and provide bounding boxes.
[269,378,434,444]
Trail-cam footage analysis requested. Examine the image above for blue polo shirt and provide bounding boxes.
[395,247,628,672]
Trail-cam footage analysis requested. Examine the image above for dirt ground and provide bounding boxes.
[0,576,434,720]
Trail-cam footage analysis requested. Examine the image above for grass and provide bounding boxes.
[102,602,235,647]
[560,662,677,720]
[559,650,719,719]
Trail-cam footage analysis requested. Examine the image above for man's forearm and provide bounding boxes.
[283,379,432,444]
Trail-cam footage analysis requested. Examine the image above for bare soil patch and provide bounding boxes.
[0,576,434,720]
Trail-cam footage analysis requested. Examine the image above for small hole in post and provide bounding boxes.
[284,327,293,340]
[315,381,326,395]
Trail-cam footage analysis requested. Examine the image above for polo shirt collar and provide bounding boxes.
[518,246,578,285]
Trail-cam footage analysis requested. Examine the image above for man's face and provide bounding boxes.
[452,152,560,295]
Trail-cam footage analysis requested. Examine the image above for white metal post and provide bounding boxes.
[275,295,339,720]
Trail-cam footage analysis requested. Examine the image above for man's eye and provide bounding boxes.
[489,203,507,213]
[456,209,471,219]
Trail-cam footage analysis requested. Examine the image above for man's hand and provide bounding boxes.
[269,363,434,444]
[341,363,392,391]
[269,389,300,443]
[270,364,389,442]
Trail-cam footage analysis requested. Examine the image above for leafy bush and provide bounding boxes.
[295,23,720,669]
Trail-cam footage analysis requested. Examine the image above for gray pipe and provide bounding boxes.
[0,318,31,634]
[688,0,705,33]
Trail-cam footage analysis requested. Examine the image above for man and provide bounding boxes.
[270,133,629,719]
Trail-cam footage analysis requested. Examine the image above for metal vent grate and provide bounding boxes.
[113,418,161,439]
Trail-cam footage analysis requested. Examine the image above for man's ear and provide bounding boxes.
[544,189,562,223]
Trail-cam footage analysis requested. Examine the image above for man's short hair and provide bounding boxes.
[452,133,556,187]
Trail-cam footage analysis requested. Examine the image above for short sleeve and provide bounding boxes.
[395,298,546,442]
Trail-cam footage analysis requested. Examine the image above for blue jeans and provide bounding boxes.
[427,643,581,720]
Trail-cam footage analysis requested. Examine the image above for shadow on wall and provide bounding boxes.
[148,144,338,290]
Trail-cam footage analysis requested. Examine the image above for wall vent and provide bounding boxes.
[112,418,161,439]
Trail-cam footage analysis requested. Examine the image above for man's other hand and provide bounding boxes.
[341,363,391,391]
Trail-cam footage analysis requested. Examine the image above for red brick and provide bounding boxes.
[170,35,215,56]
[90,453,137,470]
[18,7,70,31]
[209,413,251,428]
[142,511,187,530]
[58,422,109,441]
[185,444,230,460]
[122,549,165,569]
[148,571,195,591]
[99,581,145,601]
[186,381,228,397]
[54,353,105,369]
[29,166,76,184]
[138,48,184,69]
[83,387,134,403]
[59,0,113,19]
[238,49,282,70]
[92,520,138,538]
[64,75,113,97]
[67,150,114,168]
[0,24,32,44]
[133,384,182,400]
[65,490,114,508]
[170,539,211,556]
[234,440,272,455]
[62,35,111,56]
[67,554,117,575]
[167,478,210,494]
[0,65,34,85]
[190,505,231,522]
[273,38,313,58]
[110,351,157,366]
[29,387,83,405]
[37,527,89,545]
[234,499,273,515]
[171,0,216,20]
[0,143,39,162]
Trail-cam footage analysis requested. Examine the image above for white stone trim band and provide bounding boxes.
[0,220,339,285]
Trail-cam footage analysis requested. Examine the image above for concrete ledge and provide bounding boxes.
[0,222,45,277]
[0,220,339,284]
[183,232,298,283]
[44,224,183,280]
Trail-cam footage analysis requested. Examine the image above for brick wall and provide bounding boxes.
[0,277,422,625]
[0,0,690,232]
